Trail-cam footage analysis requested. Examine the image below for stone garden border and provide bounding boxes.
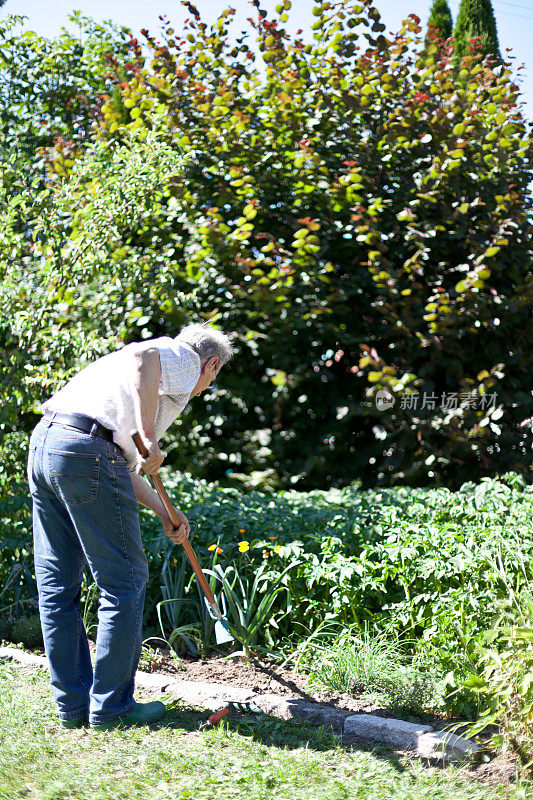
[0,645,480,764]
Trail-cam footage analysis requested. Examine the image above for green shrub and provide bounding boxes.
[11,614,43,650]
[95,0,531,491]
[2,1,531,498]
[462,552,533,775]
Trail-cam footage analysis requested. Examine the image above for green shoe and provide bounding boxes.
[60,717,88,729]
[90,701,166,731]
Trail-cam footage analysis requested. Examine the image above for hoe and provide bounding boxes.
[132,432,234,646]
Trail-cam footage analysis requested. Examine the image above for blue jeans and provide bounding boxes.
[27,417,149,724]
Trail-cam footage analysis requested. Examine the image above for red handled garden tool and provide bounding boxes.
[132,432,234,646]
[199,702,264,731]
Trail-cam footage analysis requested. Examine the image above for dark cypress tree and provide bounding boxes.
[454,0,501,62]
[426,0,453,45]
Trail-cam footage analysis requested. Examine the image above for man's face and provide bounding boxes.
[191,357,221,398]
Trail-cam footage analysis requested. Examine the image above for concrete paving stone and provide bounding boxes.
[251,693,352,733]
[344,713,433,751]
[417,730,481,763]
[136,677,350,732]
[0,647,47,669]
[139,673,258,707]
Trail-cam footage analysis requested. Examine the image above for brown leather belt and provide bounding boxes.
[44,412,114,442]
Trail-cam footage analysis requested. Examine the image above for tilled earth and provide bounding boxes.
[142,649,381,715]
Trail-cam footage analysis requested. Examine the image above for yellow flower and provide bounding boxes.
[274,545,281,554]
[238,541,250,553]
[208,544,223,554]
[239,528,245,533]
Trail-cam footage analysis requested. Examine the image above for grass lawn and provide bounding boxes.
[0,662,528,800]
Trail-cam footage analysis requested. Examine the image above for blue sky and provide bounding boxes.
[2,0,531,118]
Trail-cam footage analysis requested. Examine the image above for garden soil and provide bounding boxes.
[143,649,379,714]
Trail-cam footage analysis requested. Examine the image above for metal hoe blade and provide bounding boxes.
[204,595,234,645]
[214,619,234,645]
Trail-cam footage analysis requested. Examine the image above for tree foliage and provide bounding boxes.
[1,0,532,494]
[0,13,132,161]
[454,0,501,64]
[425,0,453,44]
[0,13,139,496]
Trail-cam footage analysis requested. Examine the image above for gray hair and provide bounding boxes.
[176,323,235,366]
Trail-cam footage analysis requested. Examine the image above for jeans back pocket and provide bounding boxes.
[48,450,101,505]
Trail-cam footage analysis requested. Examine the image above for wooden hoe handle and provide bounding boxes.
[131,432,219,613]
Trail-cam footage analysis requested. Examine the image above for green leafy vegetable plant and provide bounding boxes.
[461,550,533,776]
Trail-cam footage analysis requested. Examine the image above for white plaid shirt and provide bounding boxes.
[42,337,200,471]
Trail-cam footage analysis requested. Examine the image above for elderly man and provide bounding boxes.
[27,323,234,730]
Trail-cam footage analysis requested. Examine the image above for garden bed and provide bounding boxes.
[137,650,524,787]
[138,646,483,733]
[141,647,386,715]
